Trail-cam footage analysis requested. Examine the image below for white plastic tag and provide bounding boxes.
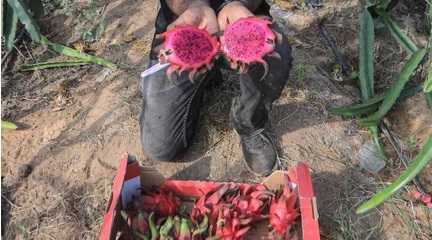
[140,62,170,79]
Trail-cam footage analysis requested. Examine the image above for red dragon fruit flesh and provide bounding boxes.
[221,16,282,80]
[159,26,219,81]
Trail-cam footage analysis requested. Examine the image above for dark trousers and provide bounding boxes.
[139,7,292,161]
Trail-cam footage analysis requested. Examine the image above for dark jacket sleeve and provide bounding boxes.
[214,0,267,13]
[159,0,269,17]
[210,0,224,11]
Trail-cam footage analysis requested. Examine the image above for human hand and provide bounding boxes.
[167,0,219,35]
[217,1,254,31]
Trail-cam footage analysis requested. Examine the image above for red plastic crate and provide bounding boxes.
[99,153,320,240]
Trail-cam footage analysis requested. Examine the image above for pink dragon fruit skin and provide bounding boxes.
[269,185,300,237]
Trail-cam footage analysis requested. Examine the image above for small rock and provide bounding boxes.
[267,0,330,33]
[358,140,386,173]
[17,164,33,178]
[306,0,323,8]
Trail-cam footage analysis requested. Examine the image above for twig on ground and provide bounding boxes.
[318,22,352,76]
[1,30,27,75]
[23,41,35,61]
[1,193,19,208]
[380,122,427,193]
[315,65,358,98]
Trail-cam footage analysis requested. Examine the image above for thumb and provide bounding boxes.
[167,15,188,30]
[204,20,219,35]
[167,20,178,30]
[217,14,229,31]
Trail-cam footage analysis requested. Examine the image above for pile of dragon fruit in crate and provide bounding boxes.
[122,182,299,240]
[158,16,283,81]
[126,16,300,239]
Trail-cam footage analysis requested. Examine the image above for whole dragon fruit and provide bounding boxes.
[158,26,219,81]
[221,16,282,80]
[269,184,299,238]
[135,189,180,216]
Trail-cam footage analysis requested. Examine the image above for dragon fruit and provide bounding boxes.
[190,183,274,240]
[179,218,192,240]
[131,211,149,235]
[269,185,300,238]
[136,189,180,216]
[221,16,282,80]
[159,26,219,81]
[215,205,251,240]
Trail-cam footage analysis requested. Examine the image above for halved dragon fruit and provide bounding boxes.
[221,16,282,79]
[158,26,219,81]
